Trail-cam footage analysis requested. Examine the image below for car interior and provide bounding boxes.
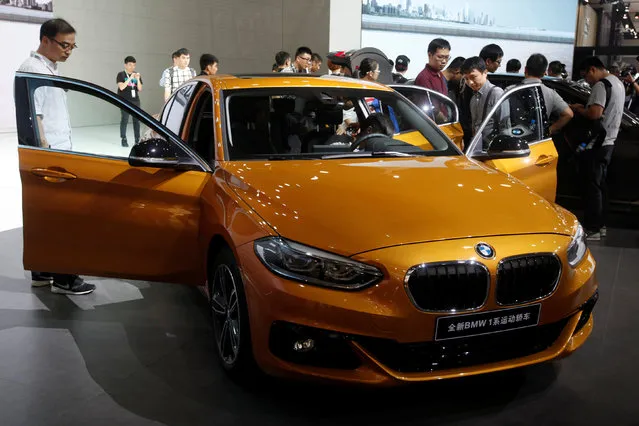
[185,89,215,164]
[223,91,439,160]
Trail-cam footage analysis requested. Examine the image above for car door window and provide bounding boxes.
[185,88,215,164]
[160,96,175,125]
[29,83,155,159]
[392,86,457,125]
[427,91,457,125]
[392,86,432,118]
[164,83,197,136]
[468,86,543,156]
[18,74,202,165]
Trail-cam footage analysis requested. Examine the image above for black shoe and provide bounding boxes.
[121,138,129,147]
[51,275,96,295]
[31,271,54,287]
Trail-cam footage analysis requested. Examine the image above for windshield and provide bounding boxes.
[222,87,458,160]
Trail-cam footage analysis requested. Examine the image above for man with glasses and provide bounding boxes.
[18,18,76,151]
[17,18,96,295]
[480,44,504,73]
[282,46,313,73]
[415,38,451,95]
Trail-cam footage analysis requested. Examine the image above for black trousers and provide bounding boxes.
[579,145,615,232]
[120,98,141,141]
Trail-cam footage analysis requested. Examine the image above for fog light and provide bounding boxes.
[293,338,315,352]
[269,321,361,369]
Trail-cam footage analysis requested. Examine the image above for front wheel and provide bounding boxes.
[209,247,256,378]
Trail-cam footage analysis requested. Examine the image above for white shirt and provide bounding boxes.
[338,107,358,133]
[17,52,72,150]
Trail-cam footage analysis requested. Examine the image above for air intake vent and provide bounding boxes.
[405,261,489,312]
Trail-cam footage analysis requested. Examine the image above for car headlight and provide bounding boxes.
[567,224,588,267]
[254,237,383,290]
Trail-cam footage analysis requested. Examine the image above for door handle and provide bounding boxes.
[30,168,77,183]
[534,155,556,167]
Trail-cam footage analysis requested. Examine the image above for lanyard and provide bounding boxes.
[34,53,57,75]
[124,70,137,98]
[124,70,136,86]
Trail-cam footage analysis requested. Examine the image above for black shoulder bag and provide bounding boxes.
[563,78,612,153]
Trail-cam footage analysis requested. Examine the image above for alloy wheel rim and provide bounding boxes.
[211,264,240,366]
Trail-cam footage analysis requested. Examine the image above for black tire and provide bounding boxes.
[208,247,258,380]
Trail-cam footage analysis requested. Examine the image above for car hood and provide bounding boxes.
[223,156,575,256]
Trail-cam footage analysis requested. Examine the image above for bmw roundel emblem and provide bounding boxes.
[475,243,495,259]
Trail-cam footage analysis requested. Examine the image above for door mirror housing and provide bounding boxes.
[483,135,531,160]
[129,138,180,168]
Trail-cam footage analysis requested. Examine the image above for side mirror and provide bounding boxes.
[129,138,180,168]
[485,135,531,159]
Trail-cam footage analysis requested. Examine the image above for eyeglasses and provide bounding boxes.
[434,54,450,61]
[48,37,78,51]
[298,56,312,62]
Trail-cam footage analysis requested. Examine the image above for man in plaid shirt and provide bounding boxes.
[164,47,196,101]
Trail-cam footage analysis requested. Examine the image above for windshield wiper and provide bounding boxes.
[371,151,415,157]
[262,155,316,160]
[321,151,416,159]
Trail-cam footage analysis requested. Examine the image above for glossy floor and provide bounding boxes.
[1,132,639,425]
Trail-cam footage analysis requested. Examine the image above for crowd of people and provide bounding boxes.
[113,48,220,146]
[269,38,625,244]
[16,17,627,294]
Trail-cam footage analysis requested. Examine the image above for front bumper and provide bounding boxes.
[236,234,598,386]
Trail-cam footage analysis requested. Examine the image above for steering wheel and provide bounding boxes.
[350,133,392,151]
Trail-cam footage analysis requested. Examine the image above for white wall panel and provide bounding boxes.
[329,0,362,52]
[0,21,40,133]
[3,0,332,132]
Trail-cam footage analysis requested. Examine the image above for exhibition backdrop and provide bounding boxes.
[361,0,578,78]
[0,1,53,23]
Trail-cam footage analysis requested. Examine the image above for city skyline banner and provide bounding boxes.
[0,0,54,24]
[361,0,579,78]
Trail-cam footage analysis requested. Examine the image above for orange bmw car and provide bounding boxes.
[14,72,597,385]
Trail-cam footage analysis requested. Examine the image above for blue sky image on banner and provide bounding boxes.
[361,0,578,78]
[0,0,54,24]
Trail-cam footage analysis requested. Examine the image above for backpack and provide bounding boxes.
[166,67,197,92]
[563,78,612,153]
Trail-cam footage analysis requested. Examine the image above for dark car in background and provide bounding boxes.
[487,74,639,224]
[394,75,639,225]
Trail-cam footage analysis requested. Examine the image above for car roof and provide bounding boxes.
[488,73,591,94]
[193,73,394,92]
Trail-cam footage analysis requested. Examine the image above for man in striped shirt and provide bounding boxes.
[164,47,196,101]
